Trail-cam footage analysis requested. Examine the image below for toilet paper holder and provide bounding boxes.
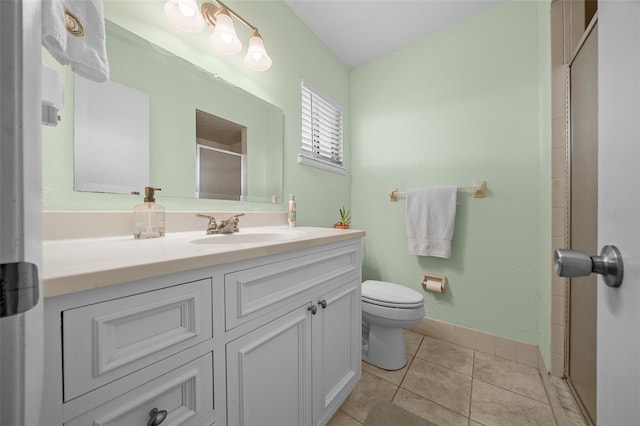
[421,273,446,293]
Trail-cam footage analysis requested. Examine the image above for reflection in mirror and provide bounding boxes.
[74,76,150,194]
[72,21,283,203]
[196,110,247,200]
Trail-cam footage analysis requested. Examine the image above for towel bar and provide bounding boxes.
[389,180,486,201]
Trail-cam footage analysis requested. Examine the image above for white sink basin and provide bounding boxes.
[190,231,302,245]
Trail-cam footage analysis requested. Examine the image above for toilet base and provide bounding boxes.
[364,323,408,371]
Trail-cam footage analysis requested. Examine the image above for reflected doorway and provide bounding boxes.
[195,109,247,200]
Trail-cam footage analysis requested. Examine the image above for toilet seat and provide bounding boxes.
[362,280,424,309]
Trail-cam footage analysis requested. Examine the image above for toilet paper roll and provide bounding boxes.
[424,279,445,293]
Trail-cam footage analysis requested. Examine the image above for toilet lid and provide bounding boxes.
[361,280,424,308]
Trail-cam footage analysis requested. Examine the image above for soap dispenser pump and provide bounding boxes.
[134,187,165,239]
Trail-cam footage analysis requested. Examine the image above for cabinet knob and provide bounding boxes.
[319,299,327,309]
[147,408,168,426]
[308,304,317,315]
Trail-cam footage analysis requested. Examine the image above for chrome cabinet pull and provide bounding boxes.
[308,304,317,315]
[319,299,327,309]
[147,408,168,426]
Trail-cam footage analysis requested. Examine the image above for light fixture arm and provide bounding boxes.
[201,0,258,33]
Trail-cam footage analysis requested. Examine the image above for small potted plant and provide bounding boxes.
[334,207,351,229]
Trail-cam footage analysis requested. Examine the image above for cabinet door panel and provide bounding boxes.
[313,280,361,425]
[227,305,312,426]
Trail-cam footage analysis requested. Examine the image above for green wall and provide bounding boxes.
[42,0,351,227]
[350,1,551,353]
[42,0,552,361]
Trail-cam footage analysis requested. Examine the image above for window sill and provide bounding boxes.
[297,154,346,175]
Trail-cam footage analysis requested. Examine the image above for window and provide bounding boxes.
[298,78,346,175]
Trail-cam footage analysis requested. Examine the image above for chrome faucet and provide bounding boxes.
[196,213,244,234]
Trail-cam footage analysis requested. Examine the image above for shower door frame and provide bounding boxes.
[564,13,599,426]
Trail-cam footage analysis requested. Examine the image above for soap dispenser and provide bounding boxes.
[134,187,165,239]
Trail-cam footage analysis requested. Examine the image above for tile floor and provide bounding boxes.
[328,330,587,426]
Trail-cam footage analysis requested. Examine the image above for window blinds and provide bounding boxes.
[298,79,346,175]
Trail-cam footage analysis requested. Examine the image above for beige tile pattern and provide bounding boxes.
[393,388,468,426]
[327,410,362,426]
[516,348,539,368]
[549,376,589,426]
[339,371,397,423]
[333,329,587,426]
[415,337,474,376]
[551,354,565,378]
[495,342,517,362]
[401,357,472,415]
[362,356,412,386]
[403,329,424,356]
[470,381,556,426]
[474,352,548,404]
[409,318,540,370]
[552,177,567,208]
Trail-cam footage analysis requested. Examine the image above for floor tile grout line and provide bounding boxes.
[472,376,555,407]
[468,350,476,426]
[539,371,562,426]
[391,351,417,401]
[550,377,590,422]
[393,384,472,422]
[336,408,363,425]
[416,354,474,378]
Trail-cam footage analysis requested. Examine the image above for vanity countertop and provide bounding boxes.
[43,226,366,298]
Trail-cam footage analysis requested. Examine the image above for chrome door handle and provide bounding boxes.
[554,245,623,287]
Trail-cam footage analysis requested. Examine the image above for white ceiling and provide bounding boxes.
[283,0,503,69]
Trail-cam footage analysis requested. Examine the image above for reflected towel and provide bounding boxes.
[405,186,457,258]
[42,0,110,82]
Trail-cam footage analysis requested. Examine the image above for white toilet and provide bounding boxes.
[361,280,425,370]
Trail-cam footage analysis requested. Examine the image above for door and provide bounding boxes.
[568,21,598,424]
[0,1,44,425]
[226,304,312,426]
[597,1,640,423]
[312,280,361,426]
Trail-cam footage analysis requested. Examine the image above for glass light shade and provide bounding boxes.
[244,34,272,71]
[164,0,205,32]
[209,12,242,55]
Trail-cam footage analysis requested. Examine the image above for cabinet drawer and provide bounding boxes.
[63,278,212,401]
[65,352,214,426]
[225,244,359,330]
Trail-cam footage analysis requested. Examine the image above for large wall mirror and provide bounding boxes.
[73,21,283,204]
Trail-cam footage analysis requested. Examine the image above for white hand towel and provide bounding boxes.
[405,186,457,258]
[42,0,110,83]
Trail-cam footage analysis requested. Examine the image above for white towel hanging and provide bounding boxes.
[405,186,458,258]
[42,0,110,83]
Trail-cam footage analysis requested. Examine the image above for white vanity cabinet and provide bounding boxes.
[226,279,361,426]
[42,234,363,426]
[42,269,217,426]
[224,239,362,426]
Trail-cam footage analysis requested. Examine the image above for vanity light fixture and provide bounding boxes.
[164,0,272,71]
[164,0,205,32]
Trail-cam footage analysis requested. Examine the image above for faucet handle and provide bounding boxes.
[196,214,217,228]
[229,213,245,222]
